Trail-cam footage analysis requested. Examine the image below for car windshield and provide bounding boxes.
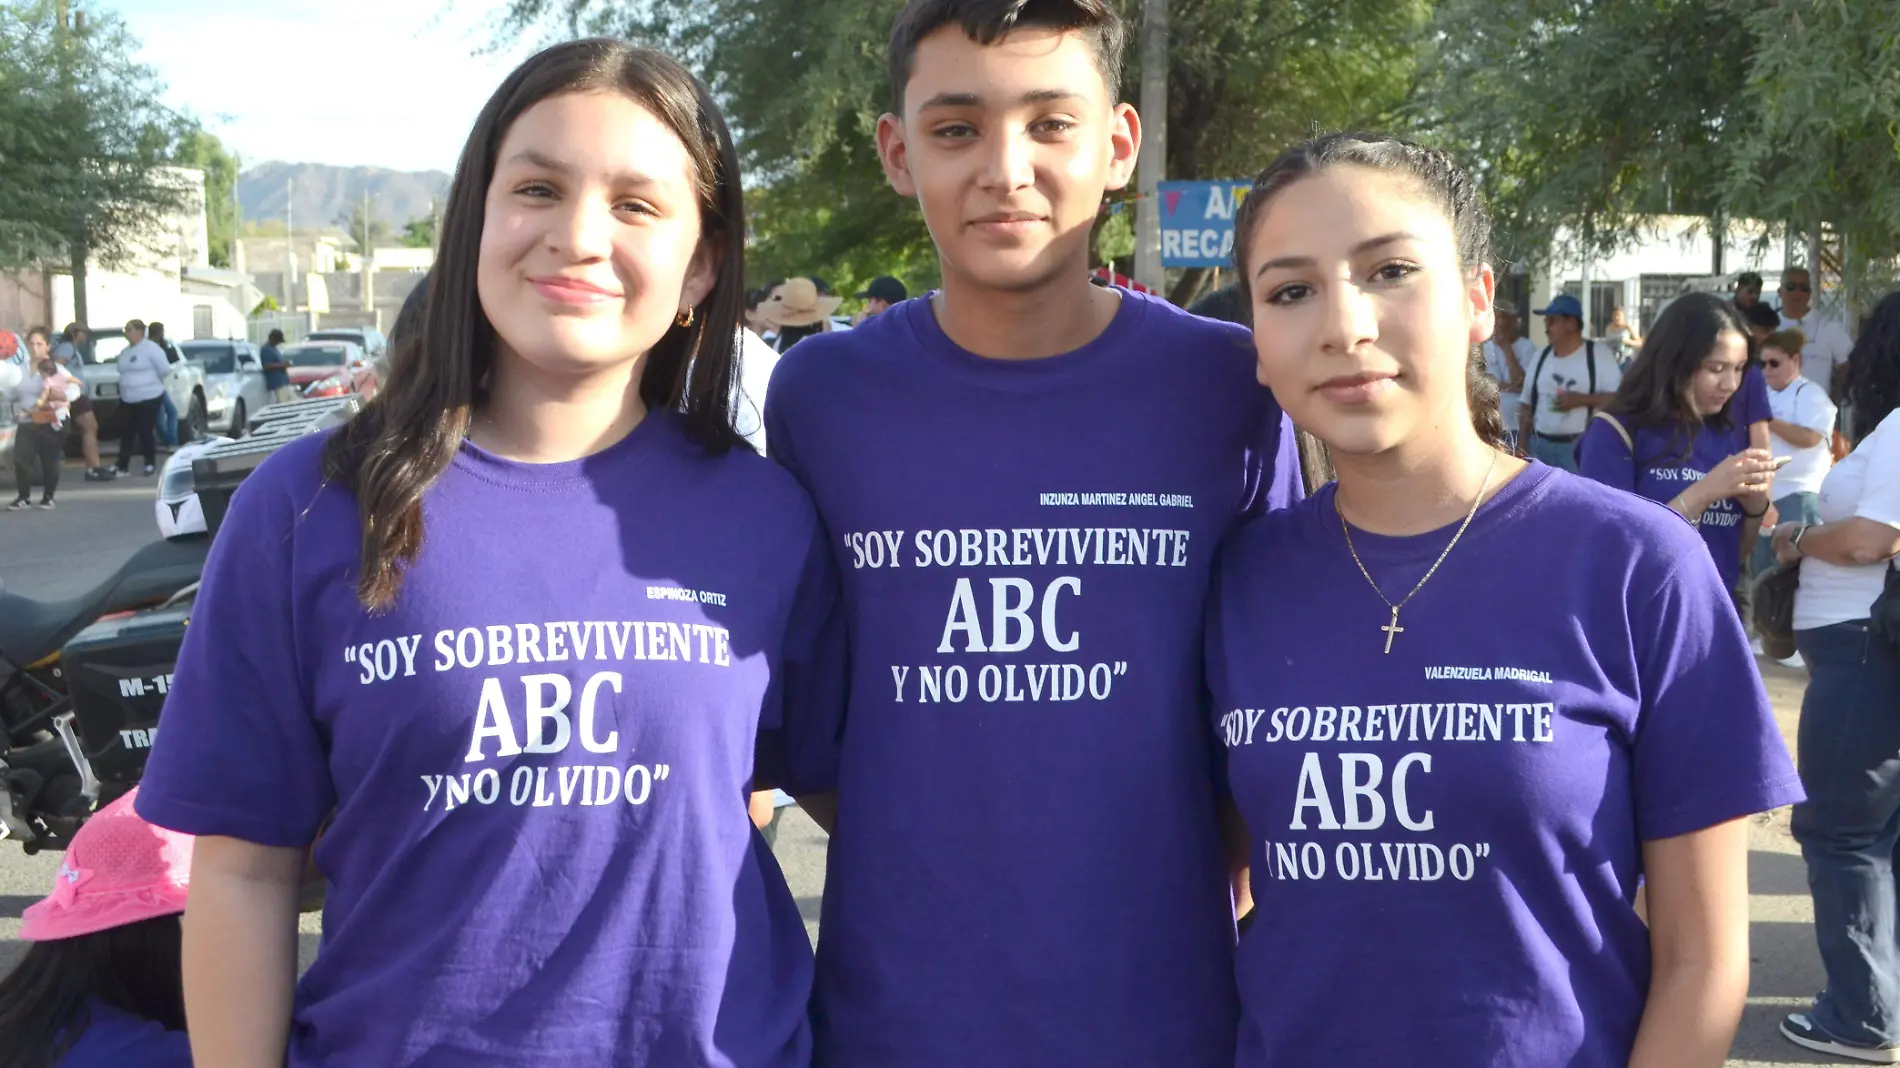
[285,345,350,367]
[181,343,236,374]
[90,335,129,364]
[306,332,364,346]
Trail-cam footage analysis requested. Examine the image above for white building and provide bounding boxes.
[1525,215,1799,345]
[0,166,251,339]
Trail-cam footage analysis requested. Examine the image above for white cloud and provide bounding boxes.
[115,0,543,172]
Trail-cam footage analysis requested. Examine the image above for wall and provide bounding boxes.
[0,271,54,331]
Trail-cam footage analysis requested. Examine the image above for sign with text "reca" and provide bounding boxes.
[1160,180,1254,267]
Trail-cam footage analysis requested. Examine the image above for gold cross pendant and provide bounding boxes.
[1380,606,1404,654]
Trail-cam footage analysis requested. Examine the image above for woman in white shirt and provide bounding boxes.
[1771,290,1900,1062]
[8,328,83,509]
[112,318,172,476]
[1761,328,1837,526]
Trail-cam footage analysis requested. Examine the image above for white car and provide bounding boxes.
[78,329,209,442]
[155,436,233,538]
[177,339,270,438]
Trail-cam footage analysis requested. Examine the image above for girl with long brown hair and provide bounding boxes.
[136,39,834,1067]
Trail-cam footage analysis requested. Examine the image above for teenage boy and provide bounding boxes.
[764,2,1300,1065]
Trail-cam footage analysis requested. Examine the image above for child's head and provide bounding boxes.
[878,0,1137,294]
[1233,133,1501,458]
[0,790,192,1062]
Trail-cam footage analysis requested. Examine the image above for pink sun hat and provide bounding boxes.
[19,787,193,942]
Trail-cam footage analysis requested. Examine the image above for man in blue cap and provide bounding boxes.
[1519,293,1622,472]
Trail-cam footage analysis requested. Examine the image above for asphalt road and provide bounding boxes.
[0,460,1838,1064]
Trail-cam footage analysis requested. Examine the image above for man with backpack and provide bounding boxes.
[1520,293,1623,472]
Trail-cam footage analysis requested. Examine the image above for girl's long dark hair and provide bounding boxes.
[0,917,185,1068]
[1846,290,1900,443]
[1604,291,1752,462]
[323,39,747,610]
[1231,132,1507,450]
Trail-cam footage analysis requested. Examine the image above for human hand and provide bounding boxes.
[1697,449,1777,502]
[1772,521,1804,564]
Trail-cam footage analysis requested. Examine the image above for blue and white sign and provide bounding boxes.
[1159,180,1254,267]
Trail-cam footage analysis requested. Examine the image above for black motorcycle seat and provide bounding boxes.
[0,535,209,668]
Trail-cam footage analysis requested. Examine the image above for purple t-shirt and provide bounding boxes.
[764,290,1303,1068]
[1733,363,1771,442]
[137,411,836,1067]
[1206,462,1801,1066]
[1577,417,1750,591]
[58,1001,191,1067]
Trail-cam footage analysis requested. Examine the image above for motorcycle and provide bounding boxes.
[0,395,361,852]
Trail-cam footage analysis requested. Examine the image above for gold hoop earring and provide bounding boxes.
[675,306,696,328]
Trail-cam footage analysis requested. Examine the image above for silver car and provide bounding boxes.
[177,339,270,438]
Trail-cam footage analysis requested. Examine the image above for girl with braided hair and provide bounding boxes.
[1207,133,1800,1066]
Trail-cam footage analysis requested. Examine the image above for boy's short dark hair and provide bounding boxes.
[267,328,285,344]
[888,0,1127,114]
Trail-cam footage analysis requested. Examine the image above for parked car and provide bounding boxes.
[304,327,389,360]
[281,340,380,400]
[176,339,270,438]
[76,328,209,442]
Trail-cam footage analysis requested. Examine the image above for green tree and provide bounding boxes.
[401,211,438,249]
[167,125,241,267]
[1414,0,1753,269]
[0,0,201,324]
[1722,0,1900,308]
[1415,0,1900,316]
[498,0,1430,303]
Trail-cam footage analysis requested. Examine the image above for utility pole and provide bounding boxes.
[1134,0,1167,295]
[285,178,296,314]
[361,189,375,328]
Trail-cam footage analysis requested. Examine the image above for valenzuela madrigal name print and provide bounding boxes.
[338,608,735,814]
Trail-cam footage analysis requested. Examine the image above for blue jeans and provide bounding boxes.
[1529,433,1579,472]
[156,392,178,446]
[1793,620,1900,1045]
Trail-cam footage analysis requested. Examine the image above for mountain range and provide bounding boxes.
[237,162,453,233]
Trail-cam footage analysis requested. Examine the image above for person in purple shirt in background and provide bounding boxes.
[1577,292,1781,603]
[0,789,193,1068]
[135,40,835,1068]
[1208,132,1801,1067]
[764,1,1300,1065]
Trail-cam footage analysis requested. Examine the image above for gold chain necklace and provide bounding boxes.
[1337,449,1500,654]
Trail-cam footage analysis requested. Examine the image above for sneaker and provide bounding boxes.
[1779,651,1807,669]
[6,499,28,511]
[1750,636,1766,657]
[33,500,53,510]
[1781,1013,1900,1063]
[143,465,156,476]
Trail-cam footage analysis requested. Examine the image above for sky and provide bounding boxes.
[115,0,546,174]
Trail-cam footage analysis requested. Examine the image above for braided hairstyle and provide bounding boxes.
[1847,290,1900,443]
[1232,132,1505,449]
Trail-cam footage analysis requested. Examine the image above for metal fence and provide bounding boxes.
[247,311,313,345]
